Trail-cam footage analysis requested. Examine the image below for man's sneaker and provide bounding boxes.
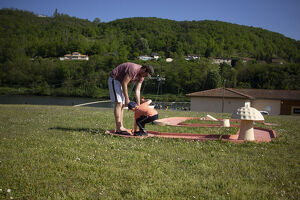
[134,131,148,136]
[140,131,148,136]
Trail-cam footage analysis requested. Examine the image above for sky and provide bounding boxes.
[1,0,300,40]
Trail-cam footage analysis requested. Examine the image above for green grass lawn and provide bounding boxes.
[0,105,299,199]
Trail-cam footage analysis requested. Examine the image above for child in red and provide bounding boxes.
[128,99,158,136]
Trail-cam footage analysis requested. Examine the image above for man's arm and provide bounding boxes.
[135,81,142,105]
[122,75,131,106]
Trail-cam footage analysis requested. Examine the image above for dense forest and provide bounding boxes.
[0,9,299,100]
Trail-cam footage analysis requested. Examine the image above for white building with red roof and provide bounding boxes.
[186,88,300,115]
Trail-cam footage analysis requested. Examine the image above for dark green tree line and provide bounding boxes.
[0,9,299,98]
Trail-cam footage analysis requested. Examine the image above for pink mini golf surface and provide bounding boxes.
[106,117,276,142]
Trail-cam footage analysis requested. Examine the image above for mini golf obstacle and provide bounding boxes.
[106,103,276,143]
[106,119,276,142]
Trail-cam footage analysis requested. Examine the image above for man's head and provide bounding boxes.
[128,101,137,110]
[141,65,154,78]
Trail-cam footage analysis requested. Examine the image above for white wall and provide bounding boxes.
[190,97,282,115]
[190,97,248,113]
[252,99,281,115]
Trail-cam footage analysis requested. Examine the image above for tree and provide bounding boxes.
[53,8,59,17]
[93,18,101,24]
[204,70,221,89]
[136,37,151,55]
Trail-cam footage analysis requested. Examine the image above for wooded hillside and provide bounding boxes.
[1,9,299,61]
[0,9,299,98]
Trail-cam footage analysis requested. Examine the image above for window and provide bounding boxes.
[291,107,300,115]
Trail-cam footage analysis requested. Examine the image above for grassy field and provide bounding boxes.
[0,105,299,199]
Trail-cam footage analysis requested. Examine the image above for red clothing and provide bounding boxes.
[110,62,144,83]
[134,102,158,120]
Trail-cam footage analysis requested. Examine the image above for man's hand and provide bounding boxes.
[135,82,142,105]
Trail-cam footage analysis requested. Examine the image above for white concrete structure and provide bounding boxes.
[222,119,230,127]
[166,58,173,62]
[232,102,264,141]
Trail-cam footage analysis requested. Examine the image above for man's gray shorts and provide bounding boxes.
[108,77,125,104]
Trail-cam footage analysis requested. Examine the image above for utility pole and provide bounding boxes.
[222,79,226,113]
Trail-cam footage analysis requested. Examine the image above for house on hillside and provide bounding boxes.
[151,53,161,60]
[242,57,255,63]
[272,58,284,64]
[184,54,200,61]
[137,55,153,61]
[212,58,232,65]
[138,53,161,61]
[60,52,89,61]
[37,14,47,18]
[186,88,300,115]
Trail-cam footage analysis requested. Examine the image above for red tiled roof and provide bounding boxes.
[186,88,252,99]
[186,88,300,100]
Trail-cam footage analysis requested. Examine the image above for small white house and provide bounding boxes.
[272,58,284,65]
[212,58,232,65]
[60,52,89,61]
[242,57,255,63]
[184,55,200,61]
